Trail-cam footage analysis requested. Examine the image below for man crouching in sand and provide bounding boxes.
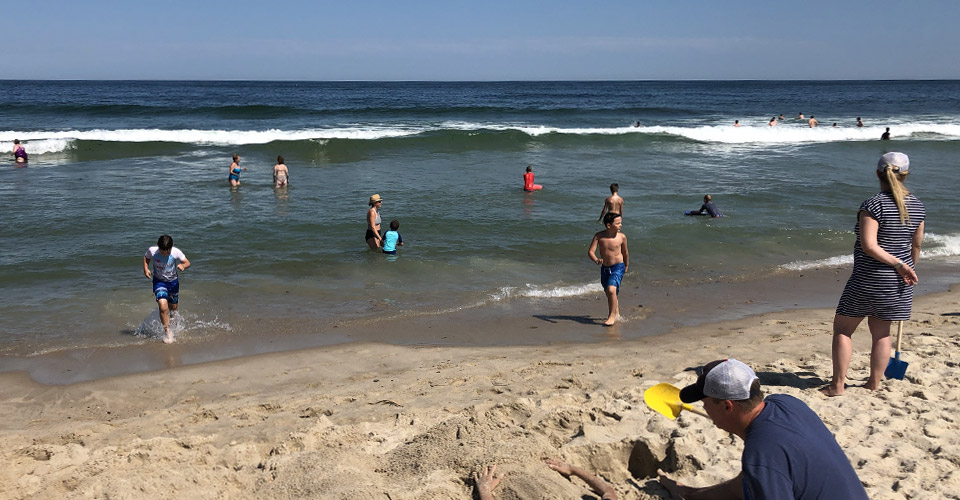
[588,212,629,326]
[657,358,868,499]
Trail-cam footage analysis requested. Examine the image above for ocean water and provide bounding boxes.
[2,80,960,357]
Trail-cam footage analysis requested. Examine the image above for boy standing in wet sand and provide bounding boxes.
[597,183,624,223]
[143,235,190,343]
[587,212,629,326]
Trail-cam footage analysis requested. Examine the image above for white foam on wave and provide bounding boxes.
[0,127,424,152]
[446,120,960,144]
[443,121,639,137]
[781,255,853,271]
[676,122,960,144]
[923,232,960,258]
[15,138,72,155]
[3,120,959,154]
[781,232,960,271]
[488,282,601,301]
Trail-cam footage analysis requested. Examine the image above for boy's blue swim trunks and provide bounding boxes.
[153,279,180,304]
[600,262,625,294]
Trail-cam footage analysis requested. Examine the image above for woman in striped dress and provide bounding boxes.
[823,152,925,396]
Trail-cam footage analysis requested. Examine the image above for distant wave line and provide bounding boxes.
[4,121,960,154]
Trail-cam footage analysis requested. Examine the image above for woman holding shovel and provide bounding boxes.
[824,152,925,396]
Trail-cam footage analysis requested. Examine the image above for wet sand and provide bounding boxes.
[4,261,958,386]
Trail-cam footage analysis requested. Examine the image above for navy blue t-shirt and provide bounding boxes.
[742,395,868,500]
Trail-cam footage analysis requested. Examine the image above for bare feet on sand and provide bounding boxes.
[863,381,881,391]
[820,383,845,396]
[602,314,623,327]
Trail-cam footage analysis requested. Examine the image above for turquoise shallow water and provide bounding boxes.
[1,80,959,356]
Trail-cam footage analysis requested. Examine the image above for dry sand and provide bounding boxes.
[2,287,959,499]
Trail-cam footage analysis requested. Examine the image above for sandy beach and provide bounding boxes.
[3,283,959,499]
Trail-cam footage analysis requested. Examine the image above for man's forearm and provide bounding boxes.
[568,465,617,500]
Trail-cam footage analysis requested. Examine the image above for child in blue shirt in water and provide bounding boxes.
[382,219,403,255]
[143,234,190,343]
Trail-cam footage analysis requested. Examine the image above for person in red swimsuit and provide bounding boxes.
[523,165,542,191]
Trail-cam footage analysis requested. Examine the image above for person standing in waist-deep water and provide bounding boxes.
[273,155,289,187]
[598,183,624,223]
[587,212,629,326]
[857,117,864,127]
[881,127,891,140]
[366,194,384,249]
[11,139,27,163]
[143,235,191,344]
[228,153,246,186]
[823,152,924,396]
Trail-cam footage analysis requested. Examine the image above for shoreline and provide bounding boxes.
[4,260,960,385]
[2,283,959,498]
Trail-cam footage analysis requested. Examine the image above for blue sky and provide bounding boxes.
[7,1,959,80]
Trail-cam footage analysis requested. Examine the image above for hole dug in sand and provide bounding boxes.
[626,437,706,480]
[567,438,682,481]
[627,439,661,479]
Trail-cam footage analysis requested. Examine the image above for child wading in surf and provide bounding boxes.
[598,182,624,223]
[143,235,190,343]
[587,212,629,326]
[382,219,404,255]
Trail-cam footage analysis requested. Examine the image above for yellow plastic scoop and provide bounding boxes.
[644,382,708,420]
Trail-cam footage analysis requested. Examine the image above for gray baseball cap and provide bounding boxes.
[679,358,759,403]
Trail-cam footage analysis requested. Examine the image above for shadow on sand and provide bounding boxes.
[533,314,604,326]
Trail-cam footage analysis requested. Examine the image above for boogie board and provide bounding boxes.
[685,211,723,217]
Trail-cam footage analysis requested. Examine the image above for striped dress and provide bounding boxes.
[836,192,925,321]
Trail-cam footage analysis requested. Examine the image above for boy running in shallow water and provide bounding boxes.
[587,212,629,326]
[143,235,190,343]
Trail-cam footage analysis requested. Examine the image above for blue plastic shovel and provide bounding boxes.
[885,321,908,380]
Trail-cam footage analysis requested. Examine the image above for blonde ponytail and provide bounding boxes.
[881,166,910,224]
